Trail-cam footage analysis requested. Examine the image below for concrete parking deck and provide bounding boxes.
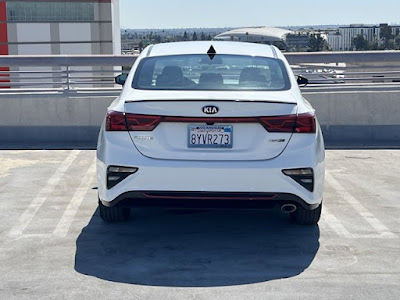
[0,150,399,299]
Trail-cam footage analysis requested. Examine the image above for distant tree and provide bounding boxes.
[380,24,394,49]
[138,41,144,52]
[206,34,212,40]
[192,31,198,41]
[154,35,162,43]
[388,40,396,49]
[200,31,206,41]
[272,41,287,50]
[368,38,380,50]
[308,33,328,51]
[183,31,188,41]
[352,34,369,50]
[395,35,400,49]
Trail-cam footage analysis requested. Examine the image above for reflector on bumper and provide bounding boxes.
[282,168,314,192]
[107,166,138,189]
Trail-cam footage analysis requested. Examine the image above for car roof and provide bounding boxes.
[145,41,278,59]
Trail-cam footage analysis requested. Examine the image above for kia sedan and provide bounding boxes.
[96,41,325,225]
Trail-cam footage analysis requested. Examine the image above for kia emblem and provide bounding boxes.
[202,105,219,114]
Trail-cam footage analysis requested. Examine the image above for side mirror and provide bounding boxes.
[115,74,128,86]
[297,75,308,87]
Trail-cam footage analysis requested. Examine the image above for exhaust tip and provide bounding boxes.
[281,204,297,214]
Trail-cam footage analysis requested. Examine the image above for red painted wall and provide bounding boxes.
[0,1,8,55]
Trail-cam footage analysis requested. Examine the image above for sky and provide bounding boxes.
[120,0,400,29]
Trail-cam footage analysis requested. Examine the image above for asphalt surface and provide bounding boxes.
[0,150,399,299]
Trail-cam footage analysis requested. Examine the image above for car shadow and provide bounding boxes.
[74,208,320,287]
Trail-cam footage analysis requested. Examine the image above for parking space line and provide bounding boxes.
[325,171,398,239]
[8,150,81,238]
[11,234,52,239]
[53,158,96,237]
[322,206,352,238]
[351,233,398,239]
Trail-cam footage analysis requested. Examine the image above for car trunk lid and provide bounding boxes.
[123,91,297,161]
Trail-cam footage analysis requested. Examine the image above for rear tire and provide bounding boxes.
[98,199,130,222]
[291,203,322,225]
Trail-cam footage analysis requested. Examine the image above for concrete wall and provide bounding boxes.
[0,89,399,149]
[303,89,400,146]
[0,92,115,148]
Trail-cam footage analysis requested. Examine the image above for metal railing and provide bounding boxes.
[0,55,135,91]
[1,51,400,93]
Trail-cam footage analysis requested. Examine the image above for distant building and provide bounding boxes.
[214,26,324,51]
[214,26,293,44]
[327,24,380,51]
[0,0,120,55]
[327,23,400,51]
[285,33,310,50]
[0,0,121,88]
[327,33,342,51]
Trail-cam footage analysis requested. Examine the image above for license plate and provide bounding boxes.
[188,125,233,148]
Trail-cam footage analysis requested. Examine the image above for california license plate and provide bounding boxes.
[188,125,233,148]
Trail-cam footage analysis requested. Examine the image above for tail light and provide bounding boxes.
[260,113,315,133]
[106,111,126,131]
[259,115,297,132]
[294,112,316,133]
[125,114,162,131]
[106,111,315,133]
[106,111,161,131]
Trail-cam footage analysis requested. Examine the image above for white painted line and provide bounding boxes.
[8,150,81,238]
[351,233,399,239]
[325,171,398,239]
[53,158,96,237]
[12,233,52,239]
[302,90,400,95]
[316,215,329,233]
[322,206,352,238]
[322,198,397,239]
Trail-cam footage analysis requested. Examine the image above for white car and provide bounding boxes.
[97,41,325,225]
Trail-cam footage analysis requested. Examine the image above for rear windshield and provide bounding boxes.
[132,54,291,91]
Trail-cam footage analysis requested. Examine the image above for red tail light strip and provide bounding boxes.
[106,111,316,133]
[141,192,278,201]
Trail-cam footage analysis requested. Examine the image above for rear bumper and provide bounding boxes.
[97,122,325,208]
[100,191,320,210]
